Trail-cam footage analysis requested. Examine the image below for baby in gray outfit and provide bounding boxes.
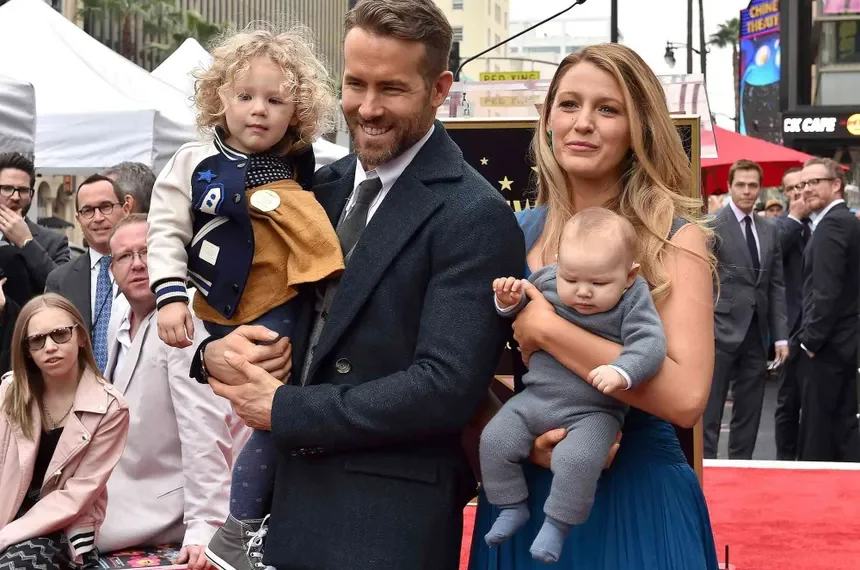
[480,208,666,564]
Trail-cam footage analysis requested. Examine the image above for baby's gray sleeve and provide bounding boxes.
[611,282,666,388]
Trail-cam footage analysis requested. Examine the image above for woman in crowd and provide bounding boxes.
[470,43,719,569]
[0,293,129,569]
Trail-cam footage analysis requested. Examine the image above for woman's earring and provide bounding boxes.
[547,130,553,143]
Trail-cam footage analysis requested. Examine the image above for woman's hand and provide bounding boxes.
[0,278,6,313]
[511,285,556,366]
[528,429,622,469]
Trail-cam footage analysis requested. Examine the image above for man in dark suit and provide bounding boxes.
[705,159,789,459]
[796,157,860,462]
[192,2,523,569]
[46,175,132,371]
[0,152,70,293]
[773,167,812,460]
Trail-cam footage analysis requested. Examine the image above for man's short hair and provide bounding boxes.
[108,213,148,246]
[728,159,763,186]
[0,152,36,188]
[782,166,802,184]
[102,162,156,214]
[803,157,846,194]
[344,0,453,85]
[75,174,124,211]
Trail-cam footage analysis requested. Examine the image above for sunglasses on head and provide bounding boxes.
[25,325,78,351]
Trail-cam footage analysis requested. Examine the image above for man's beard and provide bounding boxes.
[346,106,433,171]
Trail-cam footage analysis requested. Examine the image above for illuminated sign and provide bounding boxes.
[783,117,837,134]
[848,114,860,136]
[479,71,541,81]
[741,0,780,39]
[782,111,860,139]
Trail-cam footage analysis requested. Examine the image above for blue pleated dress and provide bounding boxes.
[468,207,719,570]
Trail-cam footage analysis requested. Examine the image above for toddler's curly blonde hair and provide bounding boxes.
[193,24,336,154]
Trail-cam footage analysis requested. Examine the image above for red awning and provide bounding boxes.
[701,126,815,195]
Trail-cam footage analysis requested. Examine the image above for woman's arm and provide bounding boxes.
[514,225,714,428]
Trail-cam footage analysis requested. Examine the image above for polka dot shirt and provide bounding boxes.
[246,153,294,190]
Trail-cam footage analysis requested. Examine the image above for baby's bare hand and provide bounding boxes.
[157,303,195,349]
[587,365,627,394]
[493,276,525,308]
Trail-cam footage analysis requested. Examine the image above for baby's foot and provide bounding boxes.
[484,502,530,547]
[530,516,572,564]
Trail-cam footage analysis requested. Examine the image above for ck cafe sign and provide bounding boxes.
[783,113,860,138]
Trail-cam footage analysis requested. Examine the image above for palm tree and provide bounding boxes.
[79,0,174,62]
[708,17,740,130]
[146,9,222,64]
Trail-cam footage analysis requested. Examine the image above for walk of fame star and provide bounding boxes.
[480,157,489,166]
[498,176,513,191]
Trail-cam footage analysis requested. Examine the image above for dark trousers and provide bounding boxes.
[797,347,860,462]
[774,335,802,460]
[705,318,766,459]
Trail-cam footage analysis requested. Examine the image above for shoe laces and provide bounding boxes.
[245,514,270,568]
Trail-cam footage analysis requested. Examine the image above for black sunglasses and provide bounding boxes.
[25,325,78,351]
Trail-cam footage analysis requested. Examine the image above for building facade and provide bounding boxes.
[434,0,511,81]
[507,16,610,80]
[780,0,860,187]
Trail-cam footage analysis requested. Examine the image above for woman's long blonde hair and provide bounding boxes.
[534,43,714,302]
[3,294,100,440]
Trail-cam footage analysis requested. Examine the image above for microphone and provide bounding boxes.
[453,0,588,82]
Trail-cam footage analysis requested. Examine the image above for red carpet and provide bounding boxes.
[459,463,860,570]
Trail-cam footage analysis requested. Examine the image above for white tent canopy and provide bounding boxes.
[0,75,36,157]
[151,37,350,168]
[0,0,195,175]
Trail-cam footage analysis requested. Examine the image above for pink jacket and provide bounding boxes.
[0,368,129,561]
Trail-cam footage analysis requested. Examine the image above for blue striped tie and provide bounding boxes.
[93,256,113,372]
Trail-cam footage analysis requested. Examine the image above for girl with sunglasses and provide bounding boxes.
[0,293,129,569]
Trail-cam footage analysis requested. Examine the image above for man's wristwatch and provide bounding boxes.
[192,337,215,384]
[19,237,33,248]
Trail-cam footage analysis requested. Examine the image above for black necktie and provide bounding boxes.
[802,218,812,244]
[338,177,383,259]
[744,216,760,272]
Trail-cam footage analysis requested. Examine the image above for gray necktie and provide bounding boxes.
[338,177,383,259]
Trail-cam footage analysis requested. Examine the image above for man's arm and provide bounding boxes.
[20,231,70,292]
[270,197,524,452]
[44,264,63,294]
[801,217,848,353]
[167,318,241,547]
[775,214,805,257]
[767,225,789,343]
[611,280,666,389]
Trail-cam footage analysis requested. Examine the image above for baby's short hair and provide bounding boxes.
[193,24,336,153]
[560,208,639,264]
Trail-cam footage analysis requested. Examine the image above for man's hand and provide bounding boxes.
[511,285,555,366]
[529,429,622,470]
[176,545,215,570]
[203,325,291,385]
[806,349,815,359]
[788,191,810,220]
[157,303,195,348]
[587,365,627,394]
[0,205,32,248]
[773,344,789,368]
[0,278,6,313]
[493,276,527,308]
[208,350,282,430]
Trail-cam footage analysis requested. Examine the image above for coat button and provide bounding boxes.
[232,283,240,293]
[335,358,351,374]
[98,405,105,412]
[233,194,242,204]
[82,434,89,441]
[225,305,232,314]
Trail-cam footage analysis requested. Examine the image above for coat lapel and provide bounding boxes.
[111,312,153,395]
[721,207,756,284]
[756,219,771,285]
[71,255,92,329]
[313,156,358,226]
[308,123,461,379]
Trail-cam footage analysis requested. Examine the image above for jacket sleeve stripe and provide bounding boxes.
[155,281,189,308]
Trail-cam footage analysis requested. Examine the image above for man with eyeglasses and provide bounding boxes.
[46,174,132,372]
[97,214,246,570]
[773,166,813,460]
[0,152,71,293]
[796,157,860,462]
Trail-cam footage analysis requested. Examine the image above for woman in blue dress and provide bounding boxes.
[469,43,719,569]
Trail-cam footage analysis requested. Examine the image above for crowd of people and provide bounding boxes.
[0,1,857,570]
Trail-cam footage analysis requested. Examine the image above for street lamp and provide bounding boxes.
[664,41,709,69]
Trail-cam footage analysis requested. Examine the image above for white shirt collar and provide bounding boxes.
[728,199,755,224]
[812,199,845,230]
[353,125,435,191]
[89,247,110,270]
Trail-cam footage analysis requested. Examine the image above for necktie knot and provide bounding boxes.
[354,177,383,205]
[99,255,112,269]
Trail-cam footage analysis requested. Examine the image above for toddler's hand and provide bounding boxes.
[493,276,526,308]
[157,303,195,349]
[587,365,627,394]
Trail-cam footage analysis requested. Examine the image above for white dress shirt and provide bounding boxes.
[346,125,435,223]
[113,300,133,372]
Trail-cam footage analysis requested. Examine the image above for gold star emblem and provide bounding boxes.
[531,166,538,173]
[480,157,489,166]
[498,176,513,191]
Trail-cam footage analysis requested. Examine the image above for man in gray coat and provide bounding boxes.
[705,159,789,459]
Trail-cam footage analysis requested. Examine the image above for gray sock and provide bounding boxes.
[484,501,530,547]
[530,516,573,564]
